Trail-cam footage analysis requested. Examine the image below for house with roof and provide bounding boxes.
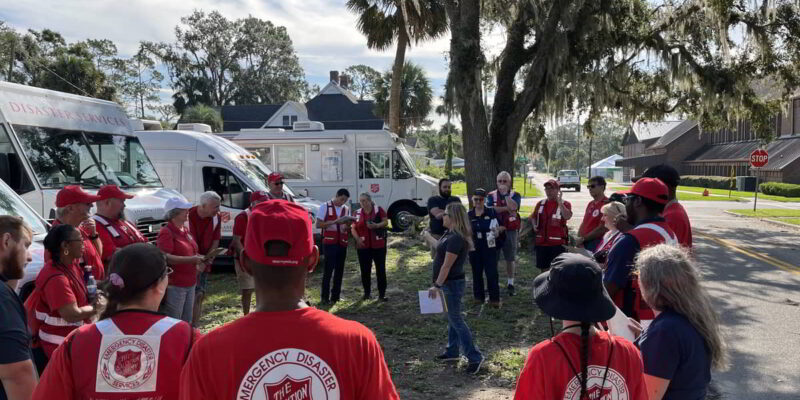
[221,71,384,132]
[587,154,623,179]
[615,120,704,181]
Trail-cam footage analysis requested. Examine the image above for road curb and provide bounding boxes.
[722,210,800,231]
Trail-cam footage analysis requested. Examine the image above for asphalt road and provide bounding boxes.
[523,172,800,400]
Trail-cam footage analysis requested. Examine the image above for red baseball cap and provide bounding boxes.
[55,185,102,207]
[249,190,269,203]
[544,179,560,189]
[621,177,669,204]
[267,172,284,183]
[97,185,135,201]
[244,200,314,267]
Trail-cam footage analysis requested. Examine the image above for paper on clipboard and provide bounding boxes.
[607,306,636,342]
[203,247,227,261]
[419,290,447,314]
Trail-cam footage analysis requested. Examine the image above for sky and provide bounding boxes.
[0,0,455,126]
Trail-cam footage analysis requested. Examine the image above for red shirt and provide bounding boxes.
[663,201,692,248]
[157,222,199,287]
[49,220,105,281]
[232,210,250,263]
[92,215,147,265]
[32,260,90,357]
[179,307,399,400]
[579,196,608,237]
[514,331,647,400]
[32,310,201,400]
[188,206,221,254]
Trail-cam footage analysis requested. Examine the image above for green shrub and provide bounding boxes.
[759,182,800,197]
[418,165,445,179]
[449,168,466,181]
[680,175,735,190]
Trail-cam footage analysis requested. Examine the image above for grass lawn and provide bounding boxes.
[678,185,800,203]
[726,209,800,218]
[199,237,549,399]
[677,192,747,202]
[781,218,800,226]
[452,177,541,198]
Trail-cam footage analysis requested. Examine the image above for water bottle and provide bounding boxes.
[83,266,97,303]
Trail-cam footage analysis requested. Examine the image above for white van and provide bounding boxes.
[221,123,438,231]
[132,122,323,249]
[0,82,182,239]
[0,177,47,301]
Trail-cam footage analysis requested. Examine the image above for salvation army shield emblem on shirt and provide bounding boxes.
[265,376,312,400]
[114,350,142,378]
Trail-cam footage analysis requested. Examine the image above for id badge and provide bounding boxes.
[477,232,483,239]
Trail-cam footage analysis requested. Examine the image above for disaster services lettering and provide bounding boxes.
[8,101,127,127]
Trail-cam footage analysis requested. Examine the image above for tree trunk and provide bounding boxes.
[588,135,593,178]
[445,113,453,176]
[389,29,407,137]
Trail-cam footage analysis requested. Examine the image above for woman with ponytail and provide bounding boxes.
[32,243,200,400]
[514,253,647,399]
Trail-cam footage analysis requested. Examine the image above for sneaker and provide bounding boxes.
[466,357,484,374]
[362,293,371,300]
[435,353,461,362]
[507,284,516,296]
[379,296,389,302]
[489,300,502,309]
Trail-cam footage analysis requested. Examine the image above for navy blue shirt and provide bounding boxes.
[604,217,666,289]
[636,309,712,400]
[1,274,34,400]
[468,208,499,250]
[427,195,462,235]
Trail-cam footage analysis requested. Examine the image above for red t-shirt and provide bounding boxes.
[179,307,399,400]
[514,331,647,400]
[663,201,692,248]
[33,261,90,357]
[49,220,105,281]
[579,196,608,237]
[157,222,199,287]
[232,211,248,239]
[188,206,221,254]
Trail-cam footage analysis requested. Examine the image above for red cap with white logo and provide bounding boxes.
[244,200,313,266]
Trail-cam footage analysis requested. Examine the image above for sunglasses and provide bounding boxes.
[587,184,596,189]
[624,194,639,203]
[273,181,284,185]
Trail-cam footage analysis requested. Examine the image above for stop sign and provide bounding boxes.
[750,149,769,168]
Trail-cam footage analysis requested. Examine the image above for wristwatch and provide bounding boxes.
[433,282,442,289]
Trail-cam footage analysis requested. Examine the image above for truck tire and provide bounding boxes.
[390,206,417,232]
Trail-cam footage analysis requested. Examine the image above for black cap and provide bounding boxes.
[635,164,680,188]
[472,188,487,197]
[533,253,616,323]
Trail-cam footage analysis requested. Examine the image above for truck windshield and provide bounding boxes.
[14,125,163,189]
[0,181,48,235]
[230,157,300,198]
[393,145,417,179]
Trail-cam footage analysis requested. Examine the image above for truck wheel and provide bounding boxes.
[390,206,417,232]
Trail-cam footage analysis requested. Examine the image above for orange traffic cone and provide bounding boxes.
[702,188,709,197]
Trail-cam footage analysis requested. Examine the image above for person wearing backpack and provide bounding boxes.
[32,243,200,400]
[514,253,647,399]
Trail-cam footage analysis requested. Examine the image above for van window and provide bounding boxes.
[0,125,35,194]
[275,145,306,179]
[359,152,390,179]
[392,150,414,180]
[202,167,248,210]
[253,147,272,169]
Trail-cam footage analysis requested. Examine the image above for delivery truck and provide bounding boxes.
[220,122,438,231]
[0,82,183,241]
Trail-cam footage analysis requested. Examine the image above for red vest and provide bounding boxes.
[532,199,569,246]
[353,206,387,249]
[66,313,192,399]
[28,261,90,357]
[490,190,521,230]
[322,201,349,247]
[613,221,677,322]
[92,215,147,263]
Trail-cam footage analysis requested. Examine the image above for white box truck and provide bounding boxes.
[220,122,438,231]
[132,121,324,249]
[0,82,183,241]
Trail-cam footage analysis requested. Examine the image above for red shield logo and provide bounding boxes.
[587,384,612,400]
[264,376,312,400]
[370,184,380,193]
[113,350,142,378]
[220,212,231,223]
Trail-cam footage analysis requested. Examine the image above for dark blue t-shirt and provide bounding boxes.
[636,309,712,400]
[427,195,462,235]
[432,231,467,282]
[468,208,499,250]
[1,274,34,400]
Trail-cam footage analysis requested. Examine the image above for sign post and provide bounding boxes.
[749,149,769,212]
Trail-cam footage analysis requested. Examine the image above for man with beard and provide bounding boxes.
[426,179,462,256]
[604,178,677,325]
[0,216,36,400]
[93,185,147,268]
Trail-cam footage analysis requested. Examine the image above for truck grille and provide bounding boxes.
[136,219,166,243]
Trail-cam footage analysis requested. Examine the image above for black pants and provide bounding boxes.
[534,245,566,271]
[322,244,348,302]
[469,246,500,302]
[357,247,387,298]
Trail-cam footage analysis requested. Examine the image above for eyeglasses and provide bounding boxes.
[274,181,284,185]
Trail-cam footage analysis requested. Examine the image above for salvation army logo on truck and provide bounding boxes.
[237,348,340,400]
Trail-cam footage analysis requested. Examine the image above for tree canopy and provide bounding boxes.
[374,61,434,137]
[344,64,381,100]
[445,0,800,192]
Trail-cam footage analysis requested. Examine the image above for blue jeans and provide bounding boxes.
[441,279,482,363]
[161,285,195,323]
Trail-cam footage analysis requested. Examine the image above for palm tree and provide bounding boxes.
[347,0,447,137]
[374,62,433,137]
[435,76,458,176]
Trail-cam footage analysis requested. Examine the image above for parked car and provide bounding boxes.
[557,170,581,192]
[0,177,47,302]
